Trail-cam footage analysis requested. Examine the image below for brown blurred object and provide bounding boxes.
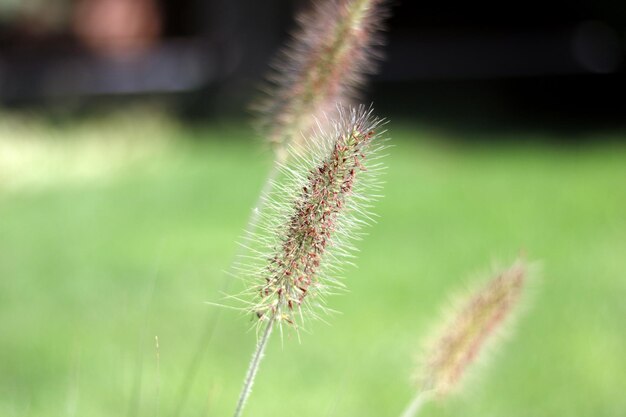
[73,0,162,56]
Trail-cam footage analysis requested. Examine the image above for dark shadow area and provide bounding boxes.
[0,0,624,137]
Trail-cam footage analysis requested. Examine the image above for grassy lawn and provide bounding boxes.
[1,112,625,417]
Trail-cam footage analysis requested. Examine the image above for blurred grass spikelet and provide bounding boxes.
[418,259,528,397]
[235,105,387,331]
[254,0,388,160]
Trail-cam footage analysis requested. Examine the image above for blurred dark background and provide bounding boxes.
[1,0,625,132]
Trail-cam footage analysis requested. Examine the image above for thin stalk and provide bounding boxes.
[232,316,275,417]
[399,391,429,417]
[172,162,281,417]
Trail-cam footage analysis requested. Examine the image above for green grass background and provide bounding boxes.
[1,112,625,417]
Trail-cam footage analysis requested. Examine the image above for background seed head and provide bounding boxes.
[253,0,389,159]
[416,259,531,397]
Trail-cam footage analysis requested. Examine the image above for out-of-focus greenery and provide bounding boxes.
[1,111,624,417]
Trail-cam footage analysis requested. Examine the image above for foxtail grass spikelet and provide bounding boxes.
[401,260,530,417]
[420,260,528,396]
[230,105,386,417]
[255,0,388,160]
[237,105,386,332]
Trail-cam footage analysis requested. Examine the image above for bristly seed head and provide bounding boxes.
[234,105,387,333]
[253,0,389,159]
[417,259,529,397]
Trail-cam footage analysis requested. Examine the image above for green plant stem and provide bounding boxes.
[172,161,281,417]
[399,391,429,417]
[233,316,275,417]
